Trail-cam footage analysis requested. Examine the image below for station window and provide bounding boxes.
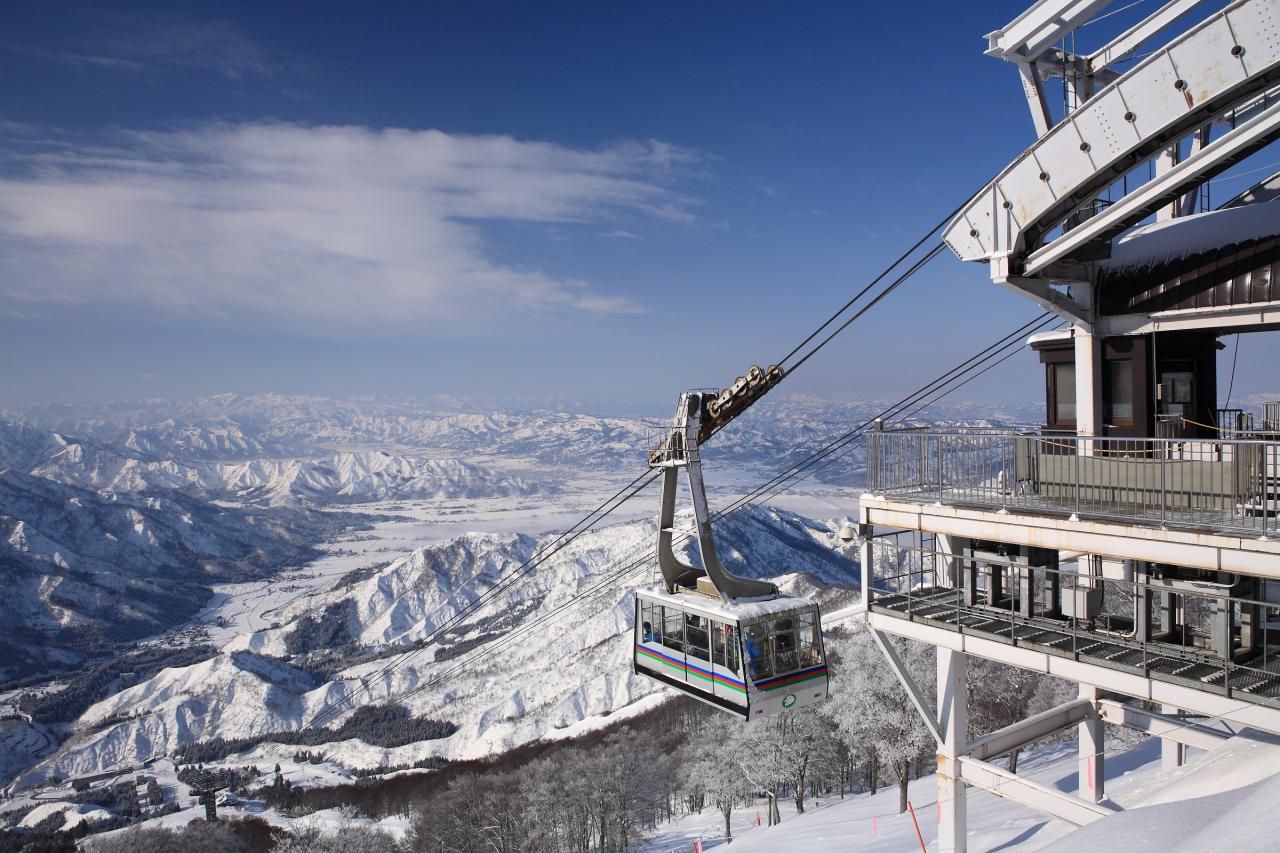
[1106,359,1134,424]
[1052,362,1076,426]
[685,614,710,662]
[745,623,773,679]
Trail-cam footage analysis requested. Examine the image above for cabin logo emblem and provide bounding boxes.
[781,693,797,708]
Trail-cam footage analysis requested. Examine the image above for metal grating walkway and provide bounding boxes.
[871,587,1280,707]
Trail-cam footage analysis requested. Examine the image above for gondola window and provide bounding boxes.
[639,601,656,643]
[772,616,799,674]
[663,607,684,653]
[711,622,726,666]
[725,626,740,674]
[797,611,820,667]
[686,614,710,661]
[745,623,772,679]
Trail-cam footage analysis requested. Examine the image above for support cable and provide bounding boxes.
[304,219,963,726]
[377,314,1057,710]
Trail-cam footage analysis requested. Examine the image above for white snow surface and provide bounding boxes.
[18,802,113,831]
[641,731,1280,853]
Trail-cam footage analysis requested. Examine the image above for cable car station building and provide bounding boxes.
[855,2,1280,849]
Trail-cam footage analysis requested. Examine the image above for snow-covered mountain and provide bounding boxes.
[17,506,858,785]
[0,469,343,681]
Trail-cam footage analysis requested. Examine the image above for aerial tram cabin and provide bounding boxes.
[631,387,829,719]
[634,587,828,719]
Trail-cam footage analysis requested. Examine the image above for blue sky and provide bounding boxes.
[1,1,1276,412]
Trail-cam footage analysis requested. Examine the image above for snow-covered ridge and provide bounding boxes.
[0,468,337,682]
[0,421,538,506]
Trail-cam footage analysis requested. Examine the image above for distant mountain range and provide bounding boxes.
[0,420,538,507]
[6,391,1041,478]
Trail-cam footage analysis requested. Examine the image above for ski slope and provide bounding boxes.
[639,731,1280,852]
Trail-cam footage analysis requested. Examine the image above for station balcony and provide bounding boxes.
[866,425,1280,539]
[859,424,1280,725]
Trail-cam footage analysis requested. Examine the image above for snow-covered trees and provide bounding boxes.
[682,731,752,843]
[273,826,402,853]
[822,630,935,813]
[967,657,1075,773]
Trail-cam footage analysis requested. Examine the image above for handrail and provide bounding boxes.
[868,429,1279,536]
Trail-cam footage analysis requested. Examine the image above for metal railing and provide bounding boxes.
[1266,402,1280,433]
[868,429,1280,536]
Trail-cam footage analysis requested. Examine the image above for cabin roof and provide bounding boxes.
[637,586,814,623]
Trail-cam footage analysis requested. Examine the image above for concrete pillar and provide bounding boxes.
[1161,704,1186,770]
[937,648,968,853]
[1078,685,1105,802]
[1074,328,1103,440]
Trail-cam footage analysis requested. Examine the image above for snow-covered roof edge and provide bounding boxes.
[1100,200,1279,273]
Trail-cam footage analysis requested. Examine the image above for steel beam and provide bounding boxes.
[869,628,943,745]
[995,277,1090,325]
[958,756,1117,827]
[1087,0,1210,74]
[1019,60,1054,137]
[1097,699,1233,750]
[985,0,1114,63]
[966,699,1095,761]
[937,648,968,853]
[1023,100,1280,276]
[1079,684,1105,802]
[947,0,1280,267]
[865,610,1280,737]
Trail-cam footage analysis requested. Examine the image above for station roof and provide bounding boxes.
[1096,200,1279,317]
[1100,201,1279,275]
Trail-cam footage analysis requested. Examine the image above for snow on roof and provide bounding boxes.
[1099,200,1280,274]
[637,585,815,624]
[1027,328,1071,348]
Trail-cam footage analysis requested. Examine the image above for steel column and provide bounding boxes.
[937,648,968,853]
[1078,684,1105,802]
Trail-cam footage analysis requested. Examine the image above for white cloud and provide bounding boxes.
[0,123,701,327]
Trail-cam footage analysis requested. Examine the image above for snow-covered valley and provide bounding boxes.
[12,501,857,788]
